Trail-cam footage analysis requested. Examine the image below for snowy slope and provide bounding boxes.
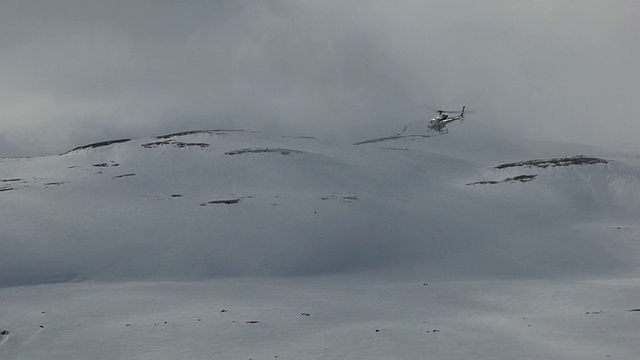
[1,129,639,359]
[1,129,638,283]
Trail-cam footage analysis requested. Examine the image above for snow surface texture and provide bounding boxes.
[1,130,639,359]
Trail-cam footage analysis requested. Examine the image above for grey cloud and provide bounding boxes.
[1,0,638,156]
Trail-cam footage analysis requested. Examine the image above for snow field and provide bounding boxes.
[1,130,639,358]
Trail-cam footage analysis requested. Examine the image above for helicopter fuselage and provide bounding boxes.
[428,115,461,133]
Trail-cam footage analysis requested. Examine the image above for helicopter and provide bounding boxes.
[427,106,467,134]
[396,106,470,136]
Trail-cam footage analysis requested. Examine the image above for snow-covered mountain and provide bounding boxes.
[1,130,639,359]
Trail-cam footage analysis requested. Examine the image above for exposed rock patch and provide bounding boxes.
[142,140,209,149]
[156,129,249,140]
[62,139,131,154]
[468,156,608,186]
[282,135,315,139]
[112,173,136,179]
[44,182,68,186]
[200,199,241,206]
[467,175,537,186]
[225,148,304,156]
[494,156,608,170]
[93,162,119,167]
[174,142,209,148]
[320,193,358,202]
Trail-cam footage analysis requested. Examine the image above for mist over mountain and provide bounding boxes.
[1,1,638,156]
[2,129,638,287]
[1,2,638,357]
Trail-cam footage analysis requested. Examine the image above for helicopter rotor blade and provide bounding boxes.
[418,105,474,114]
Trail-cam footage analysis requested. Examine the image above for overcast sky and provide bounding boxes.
[1,0,638,156]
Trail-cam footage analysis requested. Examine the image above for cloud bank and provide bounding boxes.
[1,0,638,156]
